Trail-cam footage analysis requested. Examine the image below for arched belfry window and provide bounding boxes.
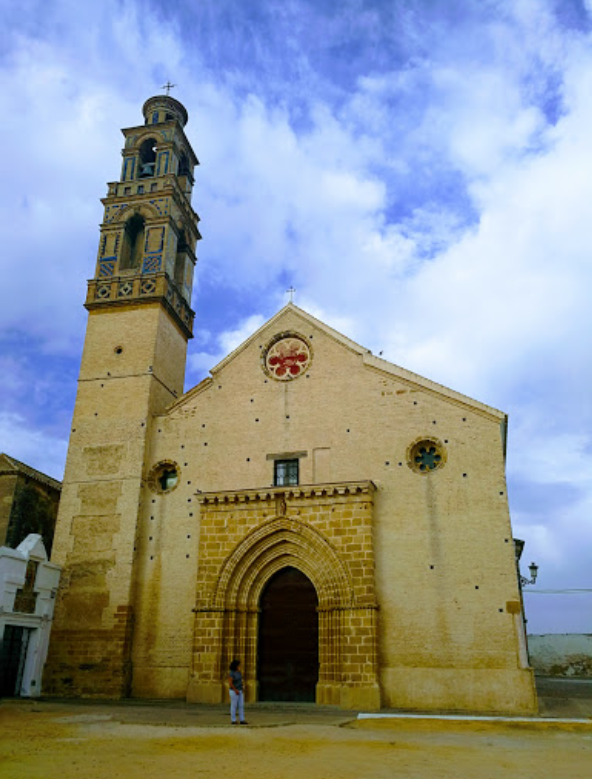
[120,214,145,270]
[138,138,157,178]
[178,152,191,177]
[174,229,187,287]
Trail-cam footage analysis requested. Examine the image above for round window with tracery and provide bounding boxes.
[264,334,311,381]
[147,460,180,494]
[407,438,446,475]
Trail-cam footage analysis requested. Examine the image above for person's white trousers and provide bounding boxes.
[230,690,245,722]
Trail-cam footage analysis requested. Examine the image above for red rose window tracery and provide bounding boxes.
[266,337,310,380]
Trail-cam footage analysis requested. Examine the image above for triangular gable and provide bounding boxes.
[172,303,506,422]
[16,534,48,562]
[0,453,62,491]
[210,303,370,374]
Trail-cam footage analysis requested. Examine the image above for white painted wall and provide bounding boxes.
[528,634,592,677]
[0,534,61,696]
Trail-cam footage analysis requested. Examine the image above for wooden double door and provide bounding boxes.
[257,567,319,702]
[0,625,30,697]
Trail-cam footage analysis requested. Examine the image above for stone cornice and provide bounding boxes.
[85,271,194,340]
[101,175,201,242]
[197,480,376,506]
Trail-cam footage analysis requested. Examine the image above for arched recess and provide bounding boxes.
[178,151,191,177]
[189,516,377,706]
[257,567,318,701]
[138,137,158,178]
[119,213,145,270]
[212,516,354,612]
[116,202,160,224]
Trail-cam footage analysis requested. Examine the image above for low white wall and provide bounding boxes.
[528,634,592,677]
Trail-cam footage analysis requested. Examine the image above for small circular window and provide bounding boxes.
[407,438,446,475]
[262,332,312,381]
[148,460,180,493]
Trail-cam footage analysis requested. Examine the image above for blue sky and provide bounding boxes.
[1,0,591,633]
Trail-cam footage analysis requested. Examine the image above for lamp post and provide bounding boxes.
[513,540,539,666]
[520,561,539,588]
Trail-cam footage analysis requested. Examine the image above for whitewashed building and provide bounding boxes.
[0,534,61,697]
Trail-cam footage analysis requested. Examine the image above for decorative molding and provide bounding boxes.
[85,272,194,340]
[261,331,313,381]
[406,436,447,475]
[197,480,376,506]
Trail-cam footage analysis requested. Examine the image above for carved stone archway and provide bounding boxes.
[186,482,381,710]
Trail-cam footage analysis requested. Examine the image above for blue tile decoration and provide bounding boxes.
[157,151,170,176]
[148,198,168,216]
[96,284,112,299]
[123,158,136,181]
[142,254,162,274]
[105,204,128,223]
[144,227,164,253]
[140,278,157,295]
[99,258,116,277]
[118,281,134,297]
[122,158,136,181]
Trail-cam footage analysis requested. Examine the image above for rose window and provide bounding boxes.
[265,336,311,380]
[147,460,181,494]
[407,438,446,475]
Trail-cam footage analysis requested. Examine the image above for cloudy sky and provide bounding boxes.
[1,0,591,633]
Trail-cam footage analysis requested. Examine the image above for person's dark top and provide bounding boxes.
[229,669,243,691]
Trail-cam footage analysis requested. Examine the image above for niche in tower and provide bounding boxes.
[178,152,191,177]
[138,137,157,178]
[174,229,188,289]
[177,151,194,193]
[120,214,145,270]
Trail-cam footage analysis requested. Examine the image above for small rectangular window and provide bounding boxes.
[137,185,144,194]
[274,459,299,487]
[124,186,131,195]
[150,183,158,192]
[152,111,159,124]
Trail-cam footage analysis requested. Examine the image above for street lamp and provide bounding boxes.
[520,561,539,587]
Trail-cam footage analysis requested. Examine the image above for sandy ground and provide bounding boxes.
[1,701,591,779]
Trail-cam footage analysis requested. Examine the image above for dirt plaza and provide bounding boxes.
[1,694,591,779]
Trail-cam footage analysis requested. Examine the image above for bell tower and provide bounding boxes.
[44,95,200,697]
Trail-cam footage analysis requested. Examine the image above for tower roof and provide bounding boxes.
[142,95,189,127]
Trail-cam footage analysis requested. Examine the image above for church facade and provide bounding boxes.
[44,95,537,713]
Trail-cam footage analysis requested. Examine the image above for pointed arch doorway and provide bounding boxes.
[257,567,319,702]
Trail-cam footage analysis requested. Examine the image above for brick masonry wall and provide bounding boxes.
[128,306,535,712]
[48,304,536,712]
[0,473,18,547]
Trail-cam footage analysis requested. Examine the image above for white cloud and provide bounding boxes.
[2,0,591,632]
[0,412,68,481]
[187,313,267,379]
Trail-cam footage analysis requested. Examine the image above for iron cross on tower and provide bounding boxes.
[162,81,176,95]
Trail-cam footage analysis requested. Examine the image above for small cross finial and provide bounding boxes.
[287,286,296,303]
[162,81,176,96]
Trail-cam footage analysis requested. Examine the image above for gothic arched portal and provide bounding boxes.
[187,495,381,710]
[257,566,319,702]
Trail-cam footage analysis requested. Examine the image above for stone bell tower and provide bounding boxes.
[44,95,200,697]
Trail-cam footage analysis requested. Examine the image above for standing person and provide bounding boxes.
[228,659,247,725]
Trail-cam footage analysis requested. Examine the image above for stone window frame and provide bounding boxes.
[260,331,313,381]
[406,436,447,475]
[147,460,181,494]
[273,458,299,487]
